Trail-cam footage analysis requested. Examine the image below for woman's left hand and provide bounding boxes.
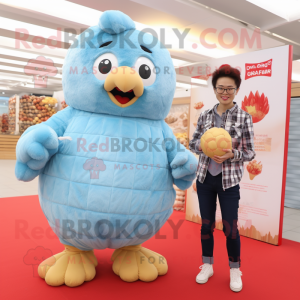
[213,149,234,164]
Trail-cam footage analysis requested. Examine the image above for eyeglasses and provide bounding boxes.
[215,87,237,95]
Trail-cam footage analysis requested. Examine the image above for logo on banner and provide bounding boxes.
[245,59,272,80]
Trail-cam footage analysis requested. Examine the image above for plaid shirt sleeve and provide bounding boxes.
[189,113,203,155]
[231,114,256,162]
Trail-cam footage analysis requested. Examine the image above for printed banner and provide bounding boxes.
[187,45,291,245]
[245,59,272,80]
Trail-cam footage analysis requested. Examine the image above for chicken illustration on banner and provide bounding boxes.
[241,91,270,123]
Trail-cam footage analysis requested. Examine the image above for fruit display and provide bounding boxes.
[0,114,2,132]
[193,101,204,127]
[1,113,8,133]
[19,95,58,133]
[173,186,186,211]
[165,104,189,149]
[43,97,58,105]
[200,127,232,158]
[61,100,68,109]
[241,91,269,123]
[247,160,262,180]
[175,132,188,147]
[7,96,16,134]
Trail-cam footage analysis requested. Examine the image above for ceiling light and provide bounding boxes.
[0,58,28,66]
[0,0,235,62]
[0,0,100,26]
[184,39,236,58]
[271,33,300,45]
[148,23,235,58]
[176,82,191,89]
[191,78,208,85]
[0,17,65,41]
[2,92,5,94]
[0,47,65,65]
[246,0,300,22]
[292,73,300,82]
[0,58,63,71]
[0,74,31,81]
[1,0,234,58]
[172,58,190,67]
[0,73,61,86]
[0,64,62,78]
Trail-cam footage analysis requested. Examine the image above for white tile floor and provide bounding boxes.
[1,159,300,243]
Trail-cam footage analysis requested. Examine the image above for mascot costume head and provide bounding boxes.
[15,10,197,286]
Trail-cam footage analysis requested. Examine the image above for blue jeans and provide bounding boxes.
[196,171,241,268]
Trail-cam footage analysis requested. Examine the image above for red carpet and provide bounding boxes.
[0,195,299,299]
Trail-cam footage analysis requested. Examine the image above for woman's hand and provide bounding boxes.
[212,149,234,164]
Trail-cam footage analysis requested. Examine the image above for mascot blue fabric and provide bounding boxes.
[15,10,197,286]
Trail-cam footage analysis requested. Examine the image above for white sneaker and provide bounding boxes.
[230,268,243,292]
[196,263,214,284]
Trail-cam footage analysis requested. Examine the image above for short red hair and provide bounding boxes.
[212,65,242,89]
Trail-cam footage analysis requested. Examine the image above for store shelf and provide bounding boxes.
[0,134,20,160]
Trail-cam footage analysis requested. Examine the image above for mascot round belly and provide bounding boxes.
[15,10,197,287]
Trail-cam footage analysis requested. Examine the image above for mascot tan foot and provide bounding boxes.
[111,245,168,282]
[38,245,98,287]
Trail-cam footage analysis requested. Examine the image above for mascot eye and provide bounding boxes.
[93,53,118,81]
[134,57,156,86]
[139,64,151,79]
[99,59,111,74]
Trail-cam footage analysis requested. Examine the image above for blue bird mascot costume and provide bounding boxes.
[15,10,197,287]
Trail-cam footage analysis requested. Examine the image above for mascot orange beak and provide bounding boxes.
[104,66,144,108]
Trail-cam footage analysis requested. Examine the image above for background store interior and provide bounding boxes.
[0,0,300,242]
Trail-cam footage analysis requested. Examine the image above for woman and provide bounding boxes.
[189,64,256,293]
